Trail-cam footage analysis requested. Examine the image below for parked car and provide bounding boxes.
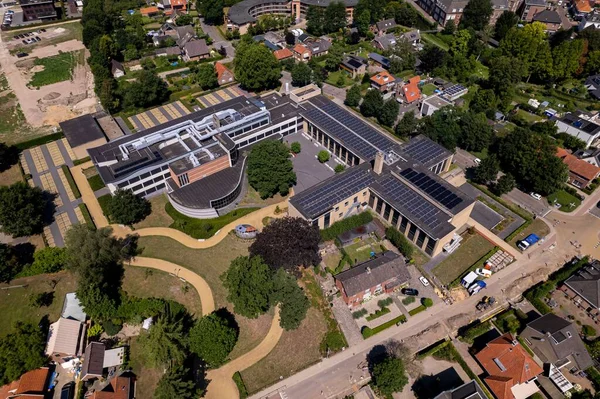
[475,268,492,277]
[401,288,419,296]
[34,36,40,42]
[530,192,542,201]
[41,28,46,32]
[419,276,430,287]
[61,382,75,399]
[474,158,481,165]
[22,39,27,44]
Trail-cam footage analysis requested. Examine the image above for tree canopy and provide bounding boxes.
[395,111,417,138]
[378,99,399,127]
[196,63,219,90]
[0,183,48,238]
[123,70,170,110]
[345,85,362,107]
[0,243,20,283]
[0,143,18,172]
[272,269,310,330]
[291,62,313,87]
[139,304,189,369]
[197,0,224,24]
[472,155,500,184]
[234,39,281,91]
[222,256,274,318]
[460,0,493,31]
[371,355,409,396]
[360,89,384,118]
[247,140,296,199]
[494,11,518,41]
[154,367,200,399]
[0,322,47,385]
[189,312,238,367]
[107,189,151,226]
[249,217,322,271]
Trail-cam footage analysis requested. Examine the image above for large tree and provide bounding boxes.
[460,0,493,31]
[196,63,219,90]
[458,112,493,152]
[0,182,47,237]
[324,44,344,72]
[551,39,586,81]
[469,89,497,114]
[472,155,500,184]
[416,107,461,151]
[418,44,447,73]
[189,312,238,367]
[386,40,416,74]
[249,217,321,271]
[306,5,325,36]
[107,189,151,226]
[493,173,516,195]
[395,111,417,138]
[0,243,20,283]
[345,85,362,107]
[247,140,296,199]
[395,3,419,27]
[291,62,313,87]
[355,10,371,36]
[123,70,170,109]
[354,0,385,23]
[222,256,274,318]
[272,269,310,330]
[0,322,47,385]
[197,0,224,24]
[360,89,384,118]
[139,304,188,369]
[378,99,399,127]
[324,1,347,33]
[234,39,281,91]
[371,356,409,396]
[494,11,518,41]
[154,367,200,399]
[499,22,553,81]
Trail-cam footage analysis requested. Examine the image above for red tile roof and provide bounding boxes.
[574,0,592,13]
[403,76,421,103]
[140,6,159,14]
[91,376,133,399]
[215,62,232,80]
[0,368,49,399]
[557,147,600,181]
[370,70,395,86]
[475,334,543,399]
[274,48,293,60]
[293,44,310,55]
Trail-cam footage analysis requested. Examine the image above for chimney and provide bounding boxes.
[374,152,384,175]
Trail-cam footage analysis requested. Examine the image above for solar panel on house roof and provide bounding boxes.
[400,168,463,210]
[401,137,448,165]
[292,167,375,217]
[583,122,599,133]
[442,84,467,97]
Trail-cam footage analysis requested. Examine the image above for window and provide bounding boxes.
[426,237,435,255]
[400,216,408,233]
[391,210,399,226]
[408,224,417,241]
[383,203,391,220]
[368,195,375,208]
[344,201,348,207]
[416,231,426,247]
[324,213,331,228]
[353,196,358,203]
[363,191,367,196]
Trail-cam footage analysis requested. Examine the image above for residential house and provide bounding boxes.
[140,6,159,17]
[370,70,397,93]
[434,380,487,399]
[555,147,600,189]
[579,12,600,30]
[555,112,600,148]
[400,30,421,47]
[585,74,600,100]
[475,333,543,399]
[519,0,546,21]
[175,25,196,47]
[45,317,85,360]
[273,47,293,61]
[341,55,367,78]
[441,83,468,100]
[215,62,234,86]
[263,31,285,46]
[82,342,105,381]
[375,18,397,35]
[368,53,391,69]
[421,95,452,116]
[372,33,397,51]
[0,368,50,399]
[573,0,593,16]
[335,251,410,307]
[253,35,280,51]
[62,292,87,322]
[491,0,509,25]
[90,374,135,399]
[183,39,210,61]
[574,147,600,167]
[306,38,332,58]
[155,46,181,57]
[532,9,562,32]
[111,60,125,79]
[521,313,594,371]
[415,0,469,26]
[293,44,311,62]
[402,76,421,103]
[158,0,187,15]
[562,260,600,311]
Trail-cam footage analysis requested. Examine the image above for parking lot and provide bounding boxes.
[284,131,336,194]
[504,188,550,217]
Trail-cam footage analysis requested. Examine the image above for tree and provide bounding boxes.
[421,298,433,307]
[306,5,325,36]
[222,256,274,318]
[197,0,224,24]
[387,40,416,74]
[334,164,345,173]
[325,2,347,33]
[371,356,409,396]
[360,89,384,118]
[442,19,456,35]
[107,189,151,225]
[469,89,497,114]
[325,44,344,71]
[0,243,19,283]
[291,62,313,87]
[27,247,68,276]
[583,325,597,337]
[394,3,418,27]
[460,0,492,30]
[473,155,500,184]
[355,10,371,36]
[271,269,309,330]
[418,44,447,73]
[0,183,47,237]
[0,322,47,384]
[586,50,600,75]
[234,40,281,91]
[458,112,493,152]
[378,99,399,127]
[154,367,200,399]
[290,142,301,154]
[189,312,238,367]
[493,173,516,195]
[580,27,600,52]
[556,133,587,151]
[0,143,17,172]
[552,39,585,81]
[318,150,330,163]
[196,63,219,90]
[345,85,362,107]
[499,23,552,81]
[395,111,417,138]
[139,304,188,368]
[123,70,169,110]
[355,0,385,23]
[249,217,322,271]
[416,107,461,151]
[175,14,193,26]
[488,56,525,103]
[247,141,296,199]
[494,11,518,41]
[450,29,471,56]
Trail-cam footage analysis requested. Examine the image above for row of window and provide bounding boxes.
[210,178,243,209]
[116,164,170,189]
[430,158,449,175]
[227,117,270,138]
[308,123,360,166]
[237,120,297,148]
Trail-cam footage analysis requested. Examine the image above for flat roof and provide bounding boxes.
[59,114,106,148]
[228,0,358,24]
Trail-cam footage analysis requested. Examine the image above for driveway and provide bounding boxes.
[322,83,347,105]
[453,148,478,170]
[200,18,235,59]
[284,132,335,193]
[503,189,550,217]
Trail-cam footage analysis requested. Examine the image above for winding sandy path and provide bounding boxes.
[206,307,283,399]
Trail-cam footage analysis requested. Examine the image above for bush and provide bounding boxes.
[583,325,597,337]
[459,321,492,344]
[87,323,104,338]
[385,227,414,258]
[87,174,106,191]
[17,247,67,277]
[232,372,248,399]
[378,297,393,308]
[61,166,81,199]
[334,164,345,173]
[78,203,96,230]
[421,298,433,308]
[352,308,368,319]
[409,305,426,316]
[290,142,301,154]
[318,150,330,163]
[362,315,407,338]
[402,296,415,305]
[102,320,123,336]
[366,307,391,321]
[320,212,373,241]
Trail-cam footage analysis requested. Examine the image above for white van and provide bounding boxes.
[476,268,492,277]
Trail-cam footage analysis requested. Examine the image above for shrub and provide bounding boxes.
[317,150,330,163]
[61,165,81,198]
[102,320,123,336]
[409,305,426,316]
[459,321,492,344]
[402,296,415,305]
[366,307,391,321]
[352,309,368,319]
[232,372,248,399]
[362,315,407,338]
[385,227,414,258]
[421,298,433,308]
[583,325,597,337]
[320,212,373,241]
[18,247,67,277]
[290,142,301,154]
[377,297,393,308]
[87,323,104,338]
[334,164,345,173]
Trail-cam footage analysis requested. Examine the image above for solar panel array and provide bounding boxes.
[375,175,444,233]
[401,136,449,165]
[400,168,463,210]
[292,167,375,217]
[443,84,467,97]
[583,121,600,133]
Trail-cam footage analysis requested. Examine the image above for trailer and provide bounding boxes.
[517,234,540,251]
[461,271,478,288]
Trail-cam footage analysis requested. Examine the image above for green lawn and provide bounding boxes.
[166,203,260,239]
[326,70,354,88]
[97,194,112,220]
[29,51,84,88]
[470,147,489,161]
[421,33,449,51]
[421,83,438,96]
[433,232,494,285]
[474,61,489,80]
[87,174,106,191]
[343,237,384,264]
[509,218,551,249]
[547,189,581,212]
[516,109,543,123]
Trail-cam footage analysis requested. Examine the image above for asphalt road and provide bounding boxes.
[503,189,550,217]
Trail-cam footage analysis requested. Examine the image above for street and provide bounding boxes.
[200,18,235,59]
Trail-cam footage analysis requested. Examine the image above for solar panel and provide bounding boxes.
[401,136,449,165]
[583,122,600,134]
[400,168,463,210]
[292,167,375,217]
[442,84,467,97]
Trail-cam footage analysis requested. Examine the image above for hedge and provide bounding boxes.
[233,372,249,399]
[587,366,600,391]
[73,156,91,166]
[365,307,391,321]
[61,165,81,199]
[458,321,492,344]
[409,305,426,316]
[377,297,393,308]
[320,212,373,241]
[385,227,413,258]
[15,132,64,151]
[402,296,415,305]
[352,309,368,319]
[78,203,96,230]
[361,315,407,338]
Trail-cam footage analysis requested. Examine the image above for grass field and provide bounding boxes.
[422,83,438,96]
[133,194,173,229]
[421,33,450,51]
[0,90,28,137]
[515,109,544,123]
[326,70,354,88]
[344,237,384,264]
[87,174,106,191]
[129,336,162,399]
[509,219,551,249]
[433,233,494,285]
[238,186,285,207]
[547,190,581,212]
[29,50,83,88]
